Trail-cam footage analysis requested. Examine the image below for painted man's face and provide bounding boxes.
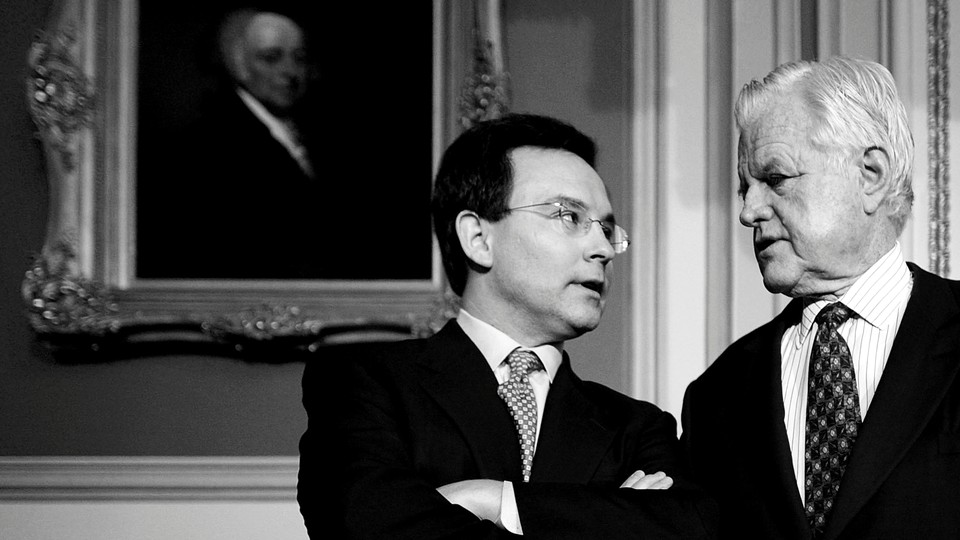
[237,13,307,116]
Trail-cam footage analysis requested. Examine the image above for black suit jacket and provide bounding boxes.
[681,263,960,539]
[299,321,718,539]
[140,88,345,279]
[138,86,433,281]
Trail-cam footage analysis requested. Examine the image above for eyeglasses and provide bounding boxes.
[506,201,630,254]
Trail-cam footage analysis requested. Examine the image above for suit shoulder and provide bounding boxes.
[690,309,789,391]
[578,379,671,422]
[303,336,426,379]
[319,336,424,359]
[909,261,960,296]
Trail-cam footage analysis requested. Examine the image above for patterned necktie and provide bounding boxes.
[497,349,544,483]
[804,302,861,537]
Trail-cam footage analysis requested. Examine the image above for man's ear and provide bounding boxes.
[455,210,494,270]
[859,146,891,215]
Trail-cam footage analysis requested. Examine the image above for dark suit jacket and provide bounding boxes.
[299,321,718,539]
[138,86,434,281]
[681,263,960,539]
[139,88,344,279]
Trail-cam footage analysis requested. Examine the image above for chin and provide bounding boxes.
[757,258,798,293]
[760,273,799,297]
[567,313,603,336]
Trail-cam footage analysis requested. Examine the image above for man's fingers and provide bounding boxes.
[620,470,646,488]
[649,475,674,490]
[621,470,673,490]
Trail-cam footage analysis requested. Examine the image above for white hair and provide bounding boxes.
[735,56,914,234]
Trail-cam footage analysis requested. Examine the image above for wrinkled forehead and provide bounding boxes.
[738,93,818,161]
[245,13,304,50]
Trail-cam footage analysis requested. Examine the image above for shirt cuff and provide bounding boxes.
[499,481,523,534]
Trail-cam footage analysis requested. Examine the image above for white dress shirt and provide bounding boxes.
[780,243,913,500]
[236,88,315,179]
[456,308,563,534]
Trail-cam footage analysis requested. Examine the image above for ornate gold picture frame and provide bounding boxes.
[22,0,500,358]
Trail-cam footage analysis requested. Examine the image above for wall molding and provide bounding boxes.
[628,0,660,403]
[0,456,298,501]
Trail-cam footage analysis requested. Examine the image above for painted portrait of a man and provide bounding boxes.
[137,3,434,281]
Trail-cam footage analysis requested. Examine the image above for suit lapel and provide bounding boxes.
[744,300,813,538]
[416,322,523,481]
[226,91,314,186]
[824,265,960,539]
[528,354,617,483]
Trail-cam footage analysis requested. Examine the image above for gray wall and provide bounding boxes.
[0,0,633,456]
[505,0,633,389]
[0,0,307,456]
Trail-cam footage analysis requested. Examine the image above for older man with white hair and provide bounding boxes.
[682,56,960,539]
[219,9,313,178]
[156,8,335,279]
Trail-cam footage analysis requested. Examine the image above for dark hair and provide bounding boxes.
[431,113,597,296]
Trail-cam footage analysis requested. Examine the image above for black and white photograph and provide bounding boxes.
[2,1,959,539]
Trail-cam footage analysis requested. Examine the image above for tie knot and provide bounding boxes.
[815,302,853,329]
[506,349,544,378]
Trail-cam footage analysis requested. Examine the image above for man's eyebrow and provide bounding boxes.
[550,195,586,208]
[753,155,796,176]
[552,195,617,223]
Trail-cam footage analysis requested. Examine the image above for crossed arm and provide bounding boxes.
[437,470,674,527]
[299,355,717,539]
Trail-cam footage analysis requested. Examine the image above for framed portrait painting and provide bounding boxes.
[23,0,492,351]
[135,2,435,282]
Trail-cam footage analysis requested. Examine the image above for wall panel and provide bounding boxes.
[656,0,710,413]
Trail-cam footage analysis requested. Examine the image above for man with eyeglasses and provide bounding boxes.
[299,113,717,538]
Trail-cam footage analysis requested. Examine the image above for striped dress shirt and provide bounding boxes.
[780,244,913,500]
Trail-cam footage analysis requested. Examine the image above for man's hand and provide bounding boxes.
[437,479,503,522]
[619,470,674,490]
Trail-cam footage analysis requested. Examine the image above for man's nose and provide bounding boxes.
[278,55,303,78]
[586,221,616,262]
[739,183,772,227]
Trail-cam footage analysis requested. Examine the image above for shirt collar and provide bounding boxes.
[456,308,563,382]
[235,87,299,147]
[794,242,912,347]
